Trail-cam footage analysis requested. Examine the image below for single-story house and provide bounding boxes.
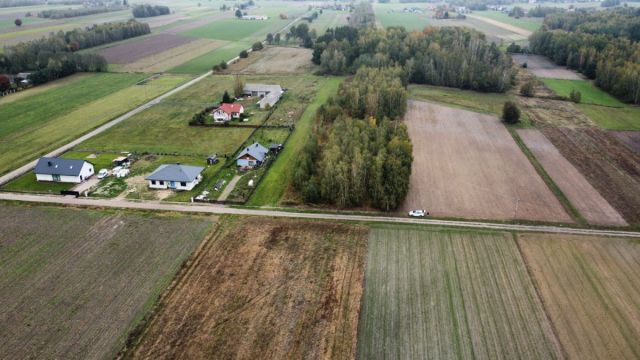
[236,143,268,168]
[243,84,283,109]
[145,164,204,191]
[212,103,244,122]
[34,157,94,183]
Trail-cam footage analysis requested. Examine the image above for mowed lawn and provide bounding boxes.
[542,78,624,107]
[0,73,189,175]
[181,18,270,41]
[0,204,213,360]
[475,11,543,32]
[519,233,640,359]
[358,227,563,360]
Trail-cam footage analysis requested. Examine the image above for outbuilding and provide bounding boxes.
[145,164,204,191]
[34,157,95,183]
[243,84,283,109]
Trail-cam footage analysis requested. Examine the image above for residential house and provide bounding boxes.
[145,164,204,191]
[243,84,284,109]
[34,157,94,183]
[212,103,244,122]
[236,143,268,168]
[241,15,268,20]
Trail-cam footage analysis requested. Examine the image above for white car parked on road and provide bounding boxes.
[408,209,428,217]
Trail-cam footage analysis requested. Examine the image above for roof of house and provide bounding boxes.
[215,103,244,115]
[145,164,204,182]
[236,143,268,162]
[243,84,283,94]
[34,157,91,176]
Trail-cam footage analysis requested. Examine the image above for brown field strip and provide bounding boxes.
[358,227,563,360]
[518,233,640,359]
[230,46,315,75]
[512,54,583,80]
[611,131,640,155]
[128,217,367,360]
[97,34,196,64]
[118,39,226,73]
[518,129,627,226]
[401,100,571,223]
[0,205,213,360]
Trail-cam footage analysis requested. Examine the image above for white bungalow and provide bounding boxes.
[145,164,204,191]
[34,157,94,183]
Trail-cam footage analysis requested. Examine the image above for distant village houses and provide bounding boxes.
[241,15,268,20]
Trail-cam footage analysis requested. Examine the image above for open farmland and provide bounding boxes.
[518,233,640,359]
[0,204,213,360]
[358,227,562,360]
[611,131,640,154]
[229,46,314,75]
[512,54,583,80]
[128,217,366,360]
[518,129,626,226]
[401,100,570,223]
[0,73,189,176]
[114,39,224,73]
[473,10,542,33]
[541,79,624,107]
[97,34,196,64]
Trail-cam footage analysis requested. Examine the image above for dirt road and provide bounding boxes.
[1,192,638,238]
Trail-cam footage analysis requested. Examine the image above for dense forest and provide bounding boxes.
[530,8,640,104]
[293,67,413,210]
[132,4,170,18]
[313,26,513,92]
[0,20,149,84]
[38,6,125,19]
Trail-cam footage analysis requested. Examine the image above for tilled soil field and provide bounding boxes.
[518,129,627,226]
[128,217,367,360]
[512,54,583,80]
[518,233,640,360]
[117,39,225,73]
[0,205,213,360]
[401,100,571,223]
[611,131,640,155]
[97,34,195,64]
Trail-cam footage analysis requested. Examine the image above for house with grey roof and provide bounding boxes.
[243,84,284,109]
[145,164,204,191]
[34,157,94,183]
[236,143,268,168]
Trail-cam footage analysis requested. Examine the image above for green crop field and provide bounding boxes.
[0,73,189,176]
[358,227,563,360]
[475,11,543,32]
[309,10,348,34]
[374,4,434,31]
[247,77,342,206]
[0,204,213,360]
[542,79,625,107]
[409,85,506,115]
[169,41,251,74]
[579,103,640,130]
[181,18,270,41]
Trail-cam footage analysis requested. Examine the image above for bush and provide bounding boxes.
[239,50,249,58]
[522,62,528,68]
[14,18,22,26]
[520,80,535,97]
[251,42,264,51]
[569,89,582,103]
[502,101,521,124]
[219,60,228,69]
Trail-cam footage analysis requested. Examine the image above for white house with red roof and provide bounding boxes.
[211,103,244,122]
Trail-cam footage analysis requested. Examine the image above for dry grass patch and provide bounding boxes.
[227,46,315,75]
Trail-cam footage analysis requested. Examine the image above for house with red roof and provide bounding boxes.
[211,103,244,122]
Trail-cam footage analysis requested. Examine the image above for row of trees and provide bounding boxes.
[313,26,513,92]
[38,6,124,19]
[292,67,413,210]
[0,0,82,7]
[529,8,640,104]
[132,4,170,18]
[543,7,640,41]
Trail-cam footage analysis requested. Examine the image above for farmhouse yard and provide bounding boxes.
[401,100,570,223]
[0,204,213,360]
[128,217,366,360]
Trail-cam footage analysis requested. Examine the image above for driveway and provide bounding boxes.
[72,178,100,194]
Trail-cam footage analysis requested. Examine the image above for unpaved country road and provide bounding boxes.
[466,14,532,37]
[1,192,639,238]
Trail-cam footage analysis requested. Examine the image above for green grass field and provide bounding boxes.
[579,104,640,131]
[169,41,251,74]
[541,79,625,107]
[181,18,270,41]
[373,4,434,31]
[358,226,563,360]
[309,10,348,34]
[0,73,189,176]
[475,11,543,32]
[0,17,48,30]
[247,77,342,206]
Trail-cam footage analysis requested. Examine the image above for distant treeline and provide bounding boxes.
[132,4,170,18]
[293,67,413,211]
[0,0,82,7]
[526,6,564,18]
[0,20,150,85]
[530,8,640,104]
[313,26,513,92]
[38,6,126,19]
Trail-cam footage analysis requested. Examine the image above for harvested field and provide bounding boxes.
[129,217,367,360]
[97,34,195,64]
[518,129,627,226]
[401,100,571,223]
[519,95,595,128]
[467,13,532,37]
[611,131,640,155]
[540,126,640,224]
[117,39,225,73]
[0,204,213,360]
[518,233,640,360]
[164,13,231,35]
[358,227,563,360]
[512,54,583,80]
[231,46,314,74]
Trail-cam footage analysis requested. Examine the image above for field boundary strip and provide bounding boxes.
[1,193,640,238]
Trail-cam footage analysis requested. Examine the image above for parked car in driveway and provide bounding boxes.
[408,209,428,217]
[97,169,109,179]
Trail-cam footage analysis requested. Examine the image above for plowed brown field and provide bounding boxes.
[401,100,571,223]
[518,129,627,226]
[98,34,195,64]
[128,217,367,360]
[611,131,640,155]
[518,233,640,360]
